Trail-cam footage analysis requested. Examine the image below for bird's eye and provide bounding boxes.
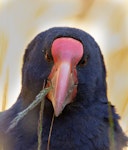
[78,55,88,67]
[45,52,52,63]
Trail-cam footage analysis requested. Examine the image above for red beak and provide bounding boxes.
[47,38,83,117]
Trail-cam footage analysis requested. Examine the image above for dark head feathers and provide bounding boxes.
[22,27,107,103]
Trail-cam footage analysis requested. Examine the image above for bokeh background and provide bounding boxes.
[0,0,128,141]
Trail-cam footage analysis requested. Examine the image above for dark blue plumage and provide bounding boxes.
[0,27,127,150]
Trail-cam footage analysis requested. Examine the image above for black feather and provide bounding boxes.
[0,27,127,150]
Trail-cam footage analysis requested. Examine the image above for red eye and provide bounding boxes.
[45,52,52,63]
[79,57,88,67]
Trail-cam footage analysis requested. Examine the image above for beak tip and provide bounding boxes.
[54,112,60,117]
[52,102,64,117]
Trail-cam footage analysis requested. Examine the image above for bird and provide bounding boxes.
[0,27,127,150]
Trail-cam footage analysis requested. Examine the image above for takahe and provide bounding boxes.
[0,27,127,150]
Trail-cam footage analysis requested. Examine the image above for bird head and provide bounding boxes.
[21,27,107,117]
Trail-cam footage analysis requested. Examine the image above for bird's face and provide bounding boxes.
[46,38,84,116]
[22,27,106,117]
